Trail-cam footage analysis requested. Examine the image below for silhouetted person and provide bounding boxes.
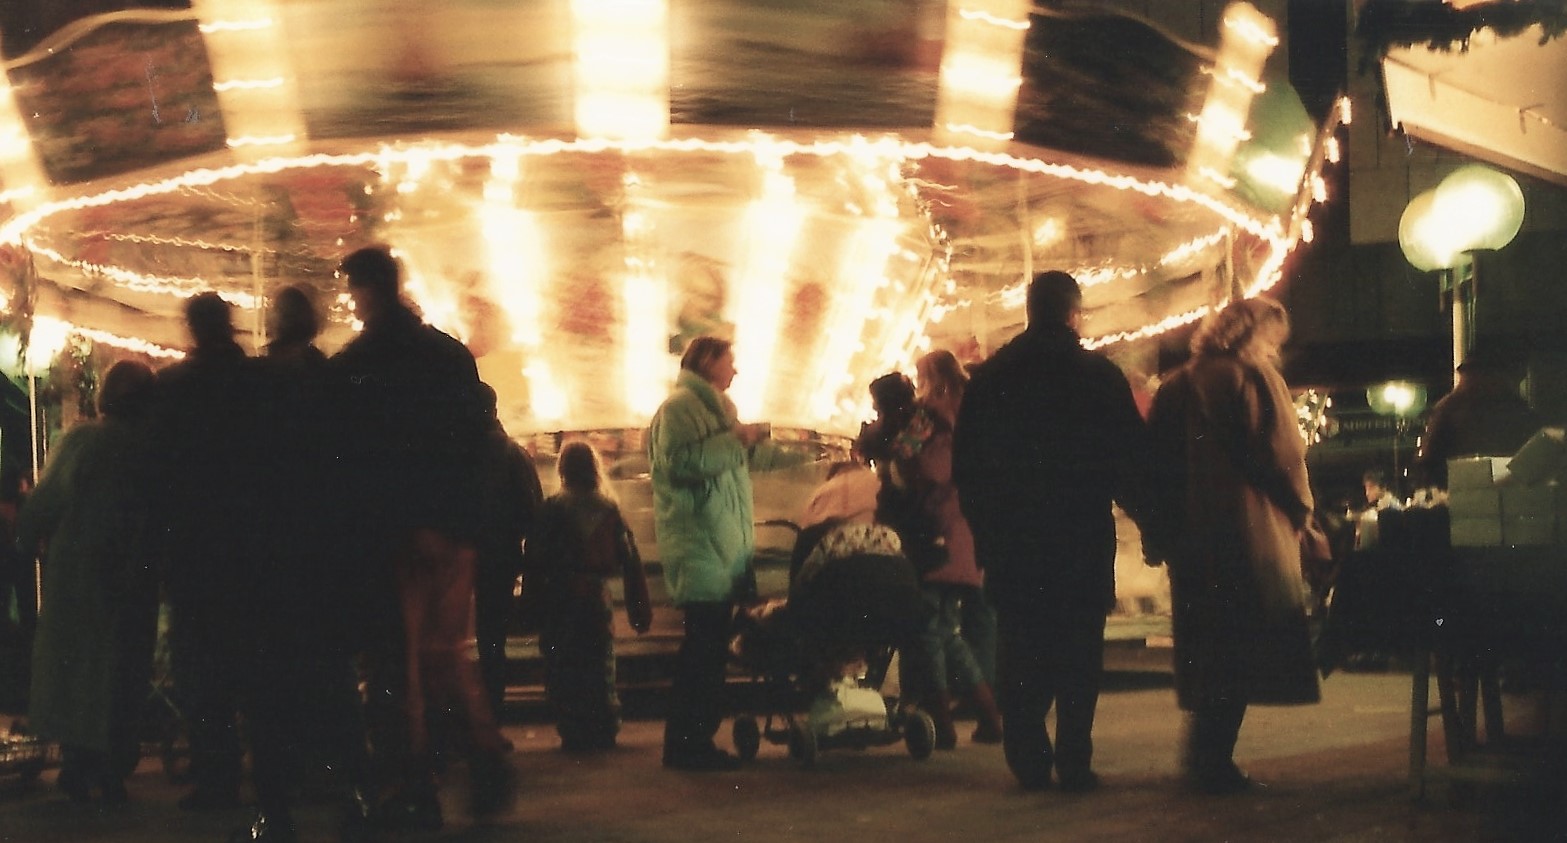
[331,245,512,829]
[474,384,543,720]
[1414,345,1542,489]
[916,348,997,689]
[952,270,1150,793]
[865,370,1001,750]
[527,440,651,752]
[152,292,259,811]
[230,284,374,843]
[19,360,160,803]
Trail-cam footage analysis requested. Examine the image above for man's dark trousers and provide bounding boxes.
[994,600,1106,788]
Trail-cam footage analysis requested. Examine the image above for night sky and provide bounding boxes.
[1,1,190,59]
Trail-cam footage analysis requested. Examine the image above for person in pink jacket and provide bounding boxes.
[862,371,1003,750]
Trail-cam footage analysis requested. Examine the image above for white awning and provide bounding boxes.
[1382,24,1567,186]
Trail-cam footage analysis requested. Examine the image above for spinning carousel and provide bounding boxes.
[0,0,1343,441]
[0,0,1350,611]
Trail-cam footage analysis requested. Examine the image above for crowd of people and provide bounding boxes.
[16,246,558,842]
[646,269,1327,795]
[14,258,1475,837]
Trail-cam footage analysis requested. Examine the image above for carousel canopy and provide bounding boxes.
[0,0,1338,436]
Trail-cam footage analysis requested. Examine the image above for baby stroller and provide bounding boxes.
[729,519,936,768]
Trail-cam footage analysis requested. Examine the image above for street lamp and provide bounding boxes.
[1367,380,1427,494]
[1397,164,1526,378]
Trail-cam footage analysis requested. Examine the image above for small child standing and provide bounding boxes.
[526,441,653,752]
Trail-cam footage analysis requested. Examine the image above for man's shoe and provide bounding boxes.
[662,746,742,772]
[1057,770,1101,793]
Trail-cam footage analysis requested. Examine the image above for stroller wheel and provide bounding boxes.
[732,717,761,762]
[787,721,817,769]
[904,708,936,760]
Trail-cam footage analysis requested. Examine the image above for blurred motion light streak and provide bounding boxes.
[729,148,804,419]
[572,0,670,141]
[0,54,48,212]
[934,0,1031,150]
[620,197,671,416]
[478,149,567,421]
[193,0,307,158]
[1186,2,1276,192]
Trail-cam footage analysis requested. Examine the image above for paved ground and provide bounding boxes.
[2,670,1563,843]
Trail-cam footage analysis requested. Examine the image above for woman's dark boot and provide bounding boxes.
[1183,705,1250,794]
[968,683,1004,744]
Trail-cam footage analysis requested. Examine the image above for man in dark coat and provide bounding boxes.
[331,245,512,829]
[952,270,1150,793]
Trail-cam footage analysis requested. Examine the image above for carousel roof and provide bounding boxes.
[0,1,1339,434]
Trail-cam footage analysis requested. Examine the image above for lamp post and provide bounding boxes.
[1398,164,1526,379]
[1366,380,1427,495]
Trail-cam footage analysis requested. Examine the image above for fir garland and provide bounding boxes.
[1357,0,1567,73]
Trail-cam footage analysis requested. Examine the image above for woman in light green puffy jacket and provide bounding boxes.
[649,336,802,770]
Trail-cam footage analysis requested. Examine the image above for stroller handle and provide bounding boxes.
[755,518,802,535]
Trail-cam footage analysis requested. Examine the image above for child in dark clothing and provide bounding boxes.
[526,441,652,752]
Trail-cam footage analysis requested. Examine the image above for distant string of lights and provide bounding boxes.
[991,228,1234,310]
[23,241,258,308]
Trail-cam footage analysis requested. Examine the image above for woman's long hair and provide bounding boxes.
[916,349,966,400]
[558,440,616,503]
[916,349,967,424]
[1190,296,1288,362]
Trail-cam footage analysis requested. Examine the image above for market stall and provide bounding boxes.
[1368,441,1567,798]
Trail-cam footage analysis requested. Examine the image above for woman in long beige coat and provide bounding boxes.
[1144,297,1319,794]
